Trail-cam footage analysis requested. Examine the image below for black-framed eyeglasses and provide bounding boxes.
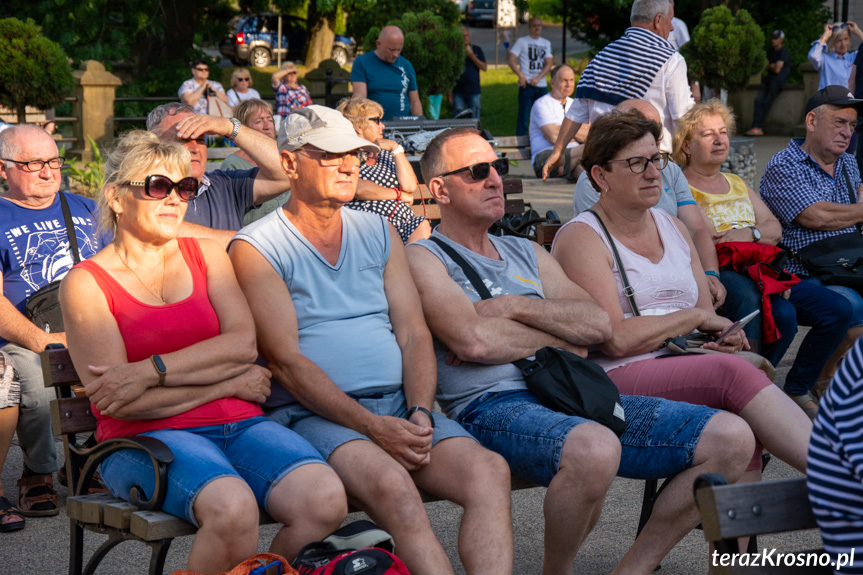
[194,66,209,72]
[124,175,199,202]
[367,117,383,125]
[237,77,251,82]
[2,157,65,172]
[298,147,369,167]
[436,158,509,181]
[605,153,669,174]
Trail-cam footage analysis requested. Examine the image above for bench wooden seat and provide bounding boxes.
[694,474,829,574]
[44,345,539,575]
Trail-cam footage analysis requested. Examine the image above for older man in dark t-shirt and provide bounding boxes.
[451,27,487,120]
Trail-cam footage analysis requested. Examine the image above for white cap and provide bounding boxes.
[278,105,380,154]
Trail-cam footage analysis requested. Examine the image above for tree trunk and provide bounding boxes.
[16,105,26,124]
[305,2,337,69]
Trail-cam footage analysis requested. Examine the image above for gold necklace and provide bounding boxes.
[113,243,167,304]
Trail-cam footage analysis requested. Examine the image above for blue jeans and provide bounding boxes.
[101,417,325,526]
[455,390,717,486]
[452,92,481,120]
[516,84,547,136]
[804,277,863,329]
[267,388,473,460]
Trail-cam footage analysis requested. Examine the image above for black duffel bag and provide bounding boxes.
[795,231,863,291]
[24,192,80,333]
[515,347,626,437]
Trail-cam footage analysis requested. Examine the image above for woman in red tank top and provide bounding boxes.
[60,130,346,573]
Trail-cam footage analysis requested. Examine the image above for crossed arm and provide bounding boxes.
[406,241,612,365]
[229,226,437,470]
[59,240,270,419]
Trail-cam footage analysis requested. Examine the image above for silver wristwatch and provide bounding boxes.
[227,117,241,141]
[751,226,761,242]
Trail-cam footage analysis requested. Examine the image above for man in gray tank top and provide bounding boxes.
[407,127,756,575]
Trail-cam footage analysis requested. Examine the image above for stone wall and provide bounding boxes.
[721,137,756,188]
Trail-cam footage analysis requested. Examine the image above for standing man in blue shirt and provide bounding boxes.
[351,26,424,120]
[450,27,487,120]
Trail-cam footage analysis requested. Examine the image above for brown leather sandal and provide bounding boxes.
[17,473,59,517]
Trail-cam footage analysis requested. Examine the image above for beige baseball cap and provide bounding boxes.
[278,105,380,154]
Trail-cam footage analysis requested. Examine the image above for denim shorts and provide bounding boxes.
[456,390,718,486]
[267,388,474,460]
[100,416,326,526]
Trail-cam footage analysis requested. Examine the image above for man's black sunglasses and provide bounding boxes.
[437,158,509,181]
[124,175,199,202]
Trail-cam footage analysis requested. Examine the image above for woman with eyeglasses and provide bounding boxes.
[226,69,261,108]
[59,130,346,573]
[271,62,312,120]
[337,98,430,243]
[810,22,863,90]
[675,100,854,420]
[551,109,812,481]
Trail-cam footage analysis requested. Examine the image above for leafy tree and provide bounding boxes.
[681,6,766,93]
[0,18,74,123]
[344,0,460,43]
[363,11,464,107]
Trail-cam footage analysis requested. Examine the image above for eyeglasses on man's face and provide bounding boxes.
[298,147,369,167]
[194,66,209,72]
[436,158,509,181]
[605,153,669,174]
[2,157,65,172]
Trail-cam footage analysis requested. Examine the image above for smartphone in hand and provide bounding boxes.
[715,309,760,345]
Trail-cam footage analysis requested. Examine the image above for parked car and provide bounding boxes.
[219,13,358,68]
[465,0,529,27]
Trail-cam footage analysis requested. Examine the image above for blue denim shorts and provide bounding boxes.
[456,390,718,486]
[267,388,474,460]
[100,416,326,526]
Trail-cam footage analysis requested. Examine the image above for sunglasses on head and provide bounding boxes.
[437,158,509,181]
[833,23,849,31]
[124,175,199,202]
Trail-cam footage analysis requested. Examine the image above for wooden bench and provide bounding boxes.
[43,345,538,575]
[694,474,830,574]
[495,135,567,185]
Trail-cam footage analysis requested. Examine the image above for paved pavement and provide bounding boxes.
[1,136,823,574]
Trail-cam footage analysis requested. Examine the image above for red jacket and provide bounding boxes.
[716,242,800,344]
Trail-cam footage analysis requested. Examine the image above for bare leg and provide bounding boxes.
[739,386,811,473]
[819,326,863,381]
[407,220,432,244]
[187,477,260,574]
[328,440,455,575]
[612,413,754,575]
[266,463,347,561]
[0,406,21,528]
[542,422,620,575]
[412,437,513,575]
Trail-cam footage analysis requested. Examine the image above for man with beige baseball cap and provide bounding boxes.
[230,105,513,574]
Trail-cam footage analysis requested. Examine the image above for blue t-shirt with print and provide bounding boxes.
[0,192,111,345]
[351,52,419,120]
[184,168,258,231]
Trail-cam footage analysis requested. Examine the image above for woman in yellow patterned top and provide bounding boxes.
[673,99,853,420]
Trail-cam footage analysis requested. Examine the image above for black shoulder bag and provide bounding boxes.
[792,167,863,290]
[429,235,626,437]
[25,192,80,333]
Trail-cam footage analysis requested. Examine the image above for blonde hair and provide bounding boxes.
[672,99,736,167]
[98,130,191,234]
[336,97,385,135]
[828,24,852,53]
[233,98,273,127]
[230,68,254,89]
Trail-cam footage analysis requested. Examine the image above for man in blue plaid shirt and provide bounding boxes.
[761,84,863,392]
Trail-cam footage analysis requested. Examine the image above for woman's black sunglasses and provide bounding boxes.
[436,158,509,181]
[124,175,199,202]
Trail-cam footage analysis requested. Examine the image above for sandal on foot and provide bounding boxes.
[0,496,25,532]
[787,392,819,421]
[17,472,59,517]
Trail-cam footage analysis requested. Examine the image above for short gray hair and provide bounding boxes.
[146,103,195,134]
[631,0,672,25]
[0,125,54,159]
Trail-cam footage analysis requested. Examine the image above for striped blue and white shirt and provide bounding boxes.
[760,138,863,276]
[808,337,863,573]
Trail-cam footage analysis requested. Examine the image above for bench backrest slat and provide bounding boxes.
[51,396,97,436]
[41,347,81,387]
[696,477,817,540]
